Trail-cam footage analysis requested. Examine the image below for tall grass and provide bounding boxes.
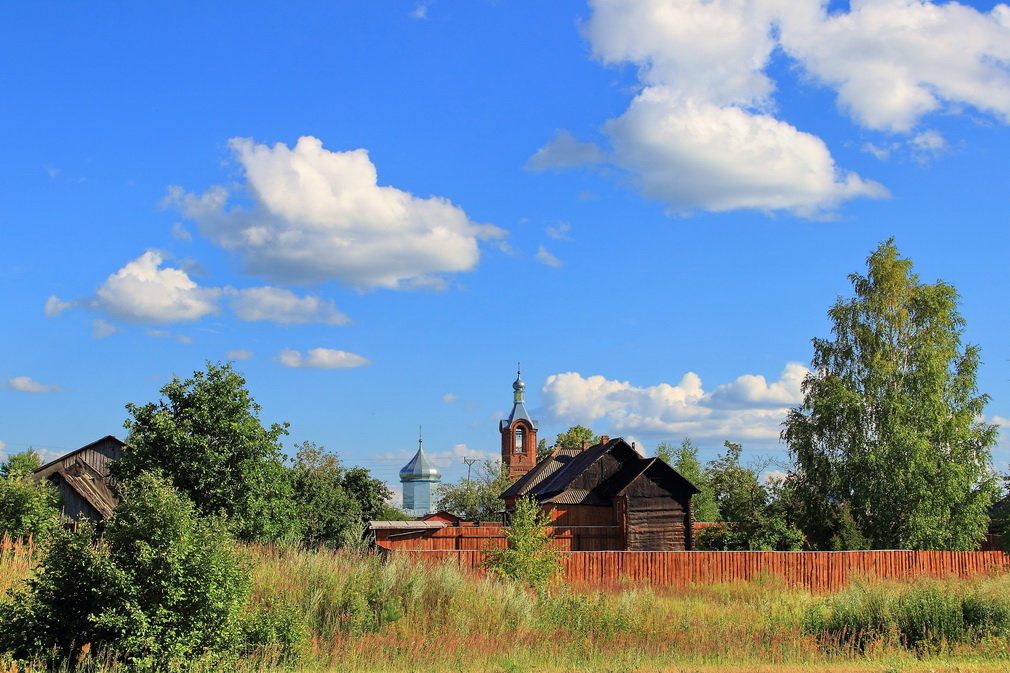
[4,536,1010,671]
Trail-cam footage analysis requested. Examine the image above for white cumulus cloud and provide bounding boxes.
[5,376,64,394]
[92,251,221,324]
[577,0,1010,216]
[276,347,370,369]
[606,89,887,216]
[541,363,809,442]
[226,349,253,361]
[777,0,1010,133]
[169,136,506,290]
[230,287,350,325]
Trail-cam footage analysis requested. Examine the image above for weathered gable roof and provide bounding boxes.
[499,445,583,499]
[51,460,119,519]
[500,437,699,506]
[609,457,700,498]
[34,435,127,480]
[33,435,128,521]
[501,438,633,501]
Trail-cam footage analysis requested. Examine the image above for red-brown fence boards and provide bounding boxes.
[386,549,1010,592]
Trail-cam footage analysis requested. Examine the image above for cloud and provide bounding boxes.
[606,89,887,215]
[527,130,604,171]
[379,443,498,470]
[44,295,73,317]
[777,0,1010,133]
[169,136,506,290]
[91,319,118,339]
[226,349,253,361]
[5,376,64,393]
[442,393,459,405]
[578,0,1010,216]
[92,251,221,324]
[146,329,193,345]
[546,222,572,240]
[410,2,429,19]
[535,245,563,268]
[540,363,809,442]
[276,347,370,369]
[230,287,350,325]
[171,222,193,242]
[705,362,807,409]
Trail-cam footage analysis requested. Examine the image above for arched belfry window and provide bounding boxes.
[515,426,524,453]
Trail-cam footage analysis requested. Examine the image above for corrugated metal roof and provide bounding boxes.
[368,521,448,530]
[499,446,581,499]
[544,489,611,506]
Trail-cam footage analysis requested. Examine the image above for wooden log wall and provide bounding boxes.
[387,549,1010,592]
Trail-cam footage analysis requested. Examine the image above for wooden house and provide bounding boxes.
[500,436,699,550]
[32,435,126,523]
[497,370,699,550]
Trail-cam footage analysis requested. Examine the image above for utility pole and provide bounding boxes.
[463,457,479,484]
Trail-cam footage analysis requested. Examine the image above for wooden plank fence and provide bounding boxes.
[386,549,1010,592]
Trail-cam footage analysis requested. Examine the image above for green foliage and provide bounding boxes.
[115,361,297,543]
[783,239,997,550]
[0,473,251,669]
[805,578,1010,652]
[0,454,60,539]
[482,497,561,590]
[1,450,43,478]
[434,460,512,521]
[553,425,598,449]
[695,442,802,551]
[290,441,396,548]
[657,438,720,522]
[536,438,549,462]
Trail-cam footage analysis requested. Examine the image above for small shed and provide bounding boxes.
[500,437,699,550]
[32,435,127,523]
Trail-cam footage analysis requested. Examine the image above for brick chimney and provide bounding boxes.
[581,439,590,450]
[600,435,610,444]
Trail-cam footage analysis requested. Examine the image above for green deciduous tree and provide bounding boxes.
[554,425,599,449]
[1,450,43,478]
[290,441,398,547]
[695,442,802,551]
[782,239,997,550]
[0,473,251,669]
[0,451,60,539]
[482,496,561,590]
[114,361,297,542]
[656,438,720,522]
[434,460,513,521]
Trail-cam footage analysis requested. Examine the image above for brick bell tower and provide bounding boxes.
[500,365,537,479]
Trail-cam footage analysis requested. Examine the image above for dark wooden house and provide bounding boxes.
[500,436,699,551]
[32,435,126,523]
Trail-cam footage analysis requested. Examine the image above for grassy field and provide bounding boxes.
[4,537,1010,672]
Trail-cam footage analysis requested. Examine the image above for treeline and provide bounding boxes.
[0,362,405,547]
[0,362,407,669]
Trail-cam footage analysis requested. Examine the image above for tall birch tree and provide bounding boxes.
[782,239,997,550]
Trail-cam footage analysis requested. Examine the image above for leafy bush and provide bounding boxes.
[0,473,252,670]
[0,461,60,540]
[481,497,561,590]
[804,577,1010,652]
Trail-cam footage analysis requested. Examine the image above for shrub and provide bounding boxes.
[0,473,252,670]
[0,451,60,540]
[481,497,561,590]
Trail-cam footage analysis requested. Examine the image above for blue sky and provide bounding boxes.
[3,0,1010,497]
